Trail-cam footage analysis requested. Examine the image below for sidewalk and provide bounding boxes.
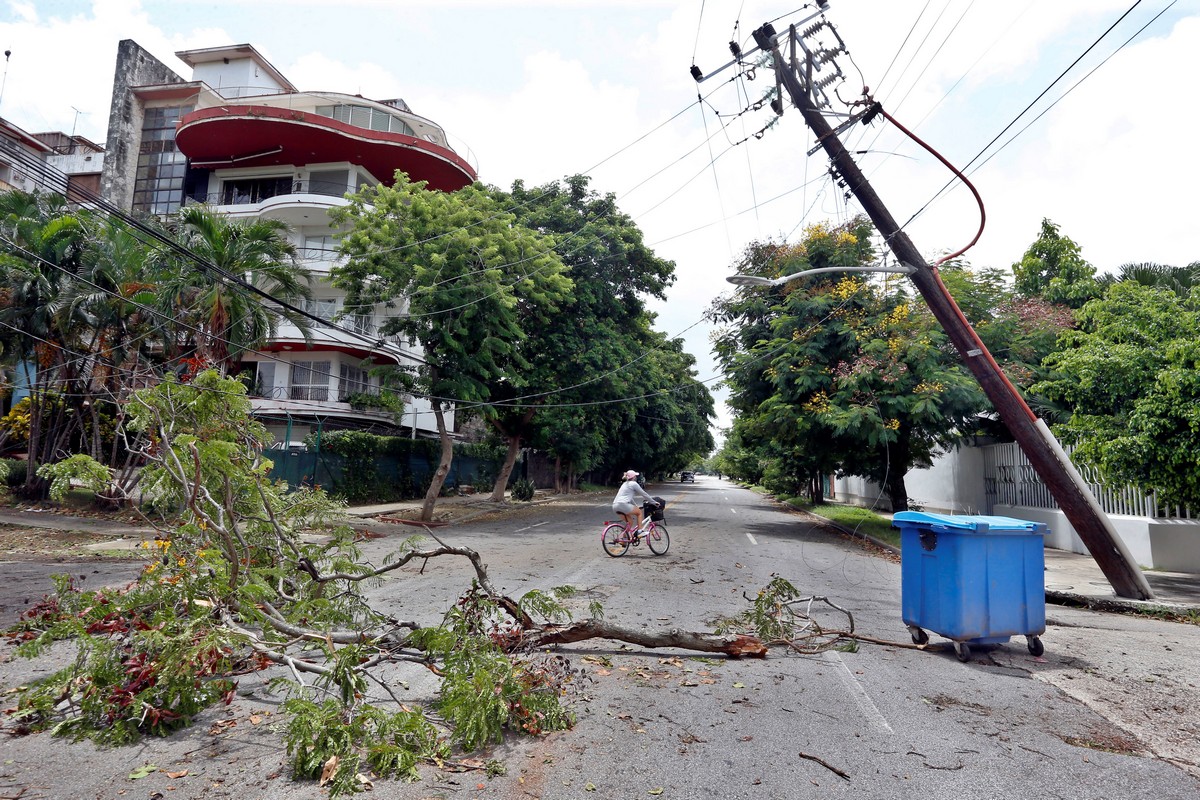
[1042,547,1200,612]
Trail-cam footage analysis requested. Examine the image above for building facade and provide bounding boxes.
[98,40,478,447]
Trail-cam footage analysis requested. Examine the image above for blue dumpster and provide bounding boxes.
[895,511,1048,662]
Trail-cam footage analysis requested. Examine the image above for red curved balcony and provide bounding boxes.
[175,105,476,192]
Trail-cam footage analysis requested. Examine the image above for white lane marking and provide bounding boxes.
[824,651,893,734]
[730,508,737,514]
[513,521,551,533]
[745,533,758,546]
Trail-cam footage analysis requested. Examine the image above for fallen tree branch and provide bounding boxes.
[520,619,767,658]
[798,750,850,780]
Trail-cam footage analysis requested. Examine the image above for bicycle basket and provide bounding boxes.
[644,497,666,521]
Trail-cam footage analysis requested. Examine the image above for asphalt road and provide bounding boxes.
[2,477,1198,799]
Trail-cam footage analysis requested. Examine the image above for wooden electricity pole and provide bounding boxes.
[749,22,1152,600]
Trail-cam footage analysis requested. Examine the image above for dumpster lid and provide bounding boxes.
[892,511,1044,533]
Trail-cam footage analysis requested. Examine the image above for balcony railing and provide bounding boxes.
[288,386,330,402]
[249,384,388,405]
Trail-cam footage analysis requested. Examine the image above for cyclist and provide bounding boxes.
[613,469,656,538]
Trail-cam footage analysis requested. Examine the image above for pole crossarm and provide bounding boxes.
[742,17,1153,600]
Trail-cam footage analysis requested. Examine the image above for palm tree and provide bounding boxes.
[1100,262,1200,298]
[0,190,91,494]
[158,205,313,374]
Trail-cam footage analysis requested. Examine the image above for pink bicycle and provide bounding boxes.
[601,501,669,557]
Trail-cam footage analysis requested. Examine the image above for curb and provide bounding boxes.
[1044,589,1197,615]
[784,504,901,555]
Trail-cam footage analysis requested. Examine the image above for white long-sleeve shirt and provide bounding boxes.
[614,478,653,507]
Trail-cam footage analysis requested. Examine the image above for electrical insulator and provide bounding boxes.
[753,23,777,50]
[814,72,842,91]
[729,41,742,58]
[690,65,704,82]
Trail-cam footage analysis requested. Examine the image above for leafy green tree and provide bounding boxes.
[502,176,692,491]
[157,205,313,373]
[712,220,1006,510]
[711,224,877,503]
[332,175,571,520]
[1012,218,1101,308]
[1033,281,1200,508]
[938,261,1076,424]
[591,330,715,480]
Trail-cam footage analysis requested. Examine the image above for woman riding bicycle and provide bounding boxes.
[612,470,656,534]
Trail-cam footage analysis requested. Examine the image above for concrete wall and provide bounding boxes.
[833,444,988,515]
[190,59,285,97]
[993,504,1200,573]
[99,40,187,210]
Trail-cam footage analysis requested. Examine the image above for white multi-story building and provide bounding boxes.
[98,41,477,446]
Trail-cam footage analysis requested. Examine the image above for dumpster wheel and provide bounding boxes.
[1026,635,1044,657]
[954,642,971,662]
[907,625,929,646]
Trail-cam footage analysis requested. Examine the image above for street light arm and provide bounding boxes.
[726,263,915,287]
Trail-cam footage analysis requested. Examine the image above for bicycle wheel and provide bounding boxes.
[601,523,630,557]
[647,523,670,555]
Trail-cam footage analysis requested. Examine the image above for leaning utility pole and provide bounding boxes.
[706,11,1151,599]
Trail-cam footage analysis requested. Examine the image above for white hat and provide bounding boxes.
[623,470,639,480]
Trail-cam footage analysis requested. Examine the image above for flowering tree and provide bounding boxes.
[710,219,1066,510]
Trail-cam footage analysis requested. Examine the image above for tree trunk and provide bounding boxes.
[489,434,522,503]
[884,440,910,512]
[808,470,825,505]
[554,455,563,494]
[488,408,533,503]
[521,619,767,658]
[885,470,909,513]
[421,404,454,522]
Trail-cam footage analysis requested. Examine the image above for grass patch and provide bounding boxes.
[788,500,900,548]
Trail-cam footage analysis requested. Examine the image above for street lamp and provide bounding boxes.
[726,264,915,287]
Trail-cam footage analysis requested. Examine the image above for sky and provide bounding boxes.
[3,0,1199,443]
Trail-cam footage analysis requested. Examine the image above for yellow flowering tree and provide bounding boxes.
[711,219,1028,510]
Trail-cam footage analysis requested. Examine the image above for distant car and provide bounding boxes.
[680,471,695,483]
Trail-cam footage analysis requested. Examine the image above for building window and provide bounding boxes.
[339,363,370,401]
[253,361,280,399]
[307,169,349,197]
[131,105,193,215]
[221,176,291,205]
[341,313,375,336]
[290,361,331,402]
[301,235,337,261]
[304,298,339,322]
[313,104,415,137]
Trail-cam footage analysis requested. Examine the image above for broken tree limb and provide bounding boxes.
[520,619,768,658]
[798,751,850,781]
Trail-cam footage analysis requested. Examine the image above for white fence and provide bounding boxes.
[982,442,1195,520]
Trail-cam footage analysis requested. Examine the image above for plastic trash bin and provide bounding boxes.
[894,511,1048,662]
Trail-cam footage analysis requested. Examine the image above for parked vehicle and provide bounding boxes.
[680,471,695,483]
